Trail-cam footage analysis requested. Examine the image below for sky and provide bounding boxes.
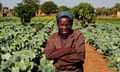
[0,0,120,9]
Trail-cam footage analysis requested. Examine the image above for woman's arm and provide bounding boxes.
[45,33,75,60]
[57,32,85,65]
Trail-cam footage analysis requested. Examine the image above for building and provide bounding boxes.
[117,12,120,17]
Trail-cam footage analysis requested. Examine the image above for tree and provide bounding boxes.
[96,7,111,16]
[41,1,57,15]
[13,0,39,23]
[110,8,118,15]
[58,6,69,12]
[109,3,120,16]
[22,0,40,4]
[113,3,120,11]
[72,3,96,28]
[0,2,2,11]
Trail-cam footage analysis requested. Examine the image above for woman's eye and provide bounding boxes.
[59,24,71,26]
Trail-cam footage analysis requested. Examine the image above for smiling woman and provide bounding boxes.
[58,17,72,38]
[45,11,85,72]
[55,11,73,39]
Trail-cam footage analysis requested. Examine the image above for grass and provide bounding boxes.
[0,16,20,22]
[96,17,120,24]
[1,16,119,24]
[31,16,120,24]
[31,16,56,23]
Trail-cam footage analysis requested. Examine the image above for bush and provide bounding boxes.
[0,16,20,22]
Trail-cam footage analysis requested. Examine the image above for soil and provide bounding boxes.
[83,44,117,72]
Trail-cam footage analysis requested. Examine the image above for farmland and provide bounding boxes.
[96,17,120,24]
[0,16,120,72]
[31,16,120,24]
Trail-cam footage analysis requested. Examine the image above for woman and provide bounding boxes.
[45,11,85,72]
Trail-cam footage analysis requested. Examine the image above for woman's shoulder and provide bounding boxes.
[49,32,58,39]
[73,29,83,35]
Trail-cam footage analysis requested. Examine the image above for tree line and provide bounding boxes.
[0,0,120,25]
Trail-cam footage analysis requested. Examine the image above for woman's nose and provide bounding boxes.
[62,25,67,29]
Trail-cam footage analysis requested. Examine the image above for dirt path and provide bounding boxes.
[83,44,117,72]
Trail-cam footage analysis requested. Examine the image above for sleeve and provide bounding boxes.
[45,34,75,60]
[59,32,85,65]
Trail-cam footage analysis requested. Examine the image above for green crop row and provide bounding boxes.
[0,16,20,22]
[96,17,120,24]
[0,22,55,72]
[81,24,120,71]
[31,17,56,23]
[0,21,120,72]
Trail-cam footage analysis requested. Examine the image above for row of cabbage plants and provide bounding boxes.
[81,23,120,71]
[0,22,55,72]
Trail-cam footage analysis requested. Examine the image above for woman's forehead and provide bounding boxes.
[59,16,71,21]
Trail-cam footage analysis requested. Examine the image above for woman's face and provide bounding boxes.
[58,17,72,37]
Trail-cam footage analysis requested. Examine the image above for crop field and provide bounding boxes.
[0,17,120,72]
[31,16,120,24]
[96,17,120,24]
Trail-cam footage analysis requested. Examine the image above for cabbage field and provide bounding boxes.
[0,17,120,72]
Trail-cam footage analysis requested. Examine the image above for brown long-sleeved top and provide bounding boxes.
[45,29,85,70]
